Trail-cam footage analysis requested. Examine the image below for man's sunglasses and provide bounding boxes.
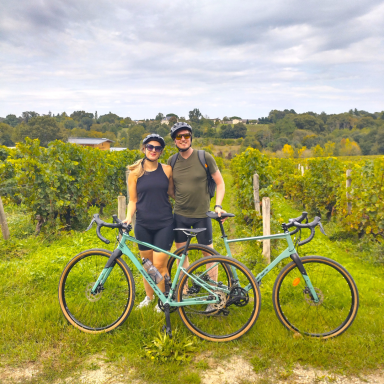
[146,144,163,153]
[175,133,191,140]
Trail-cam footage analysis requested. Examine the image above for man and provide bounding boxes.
[167,122,226,260]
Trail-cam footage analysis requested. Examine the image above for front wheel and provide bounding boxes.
[58,248,135,333]
[273,256,359,338]
[177,256,261,342]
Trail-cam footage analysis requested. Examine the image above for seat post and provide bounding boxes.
[183,236,192,255]
[218,220,227,237]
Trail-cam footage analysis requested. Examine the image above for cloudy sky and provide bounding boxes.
[1,0,384,119]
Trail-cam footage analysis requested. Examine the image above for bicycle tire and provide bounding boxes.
[58,248,135,333]
[167,243,233,283]
[273,255,359,339]
[177,256,261,342]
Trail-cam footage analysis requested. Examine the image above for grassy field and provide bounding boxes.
[0,169,383,383]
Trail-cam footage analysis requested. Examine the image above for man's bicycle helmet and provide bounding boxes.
[170,122,192,140]
[142,133,166,148]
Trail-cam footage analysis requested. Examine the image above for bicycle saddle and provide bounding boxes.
[174,228,206,237]
[206,211,235,221]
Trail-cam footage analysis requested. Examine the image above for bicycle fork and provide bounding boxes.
[91,249,123,295]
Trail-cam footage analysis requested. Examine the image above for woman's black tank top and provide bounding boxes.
[136,164,173,230]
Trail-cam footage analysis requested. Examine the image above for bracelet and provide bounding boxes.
[214,205,222,209]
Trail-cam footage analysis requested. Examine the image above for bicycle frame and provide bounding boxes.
[221,231,320,302]
[91,232,230,307]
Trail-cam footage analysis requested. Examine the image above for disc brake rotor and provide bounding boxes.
[303,287,324,306]
[85,282,103,302]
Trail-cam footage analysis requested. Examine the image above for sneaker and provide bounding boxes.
[136,296,153,310]
[154,304,162,313]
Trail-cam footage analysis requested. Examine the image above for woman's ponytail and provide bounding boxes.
[127,157,145,178]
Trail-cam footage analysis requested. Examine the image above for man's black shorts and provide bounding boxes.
[173,213,212,245]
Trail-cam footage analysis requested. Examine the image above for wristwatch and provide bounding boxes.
[214,205,222,210]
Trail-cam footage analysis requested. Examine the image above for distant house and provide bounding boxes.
[109,147,127,151]
[68,137,114,151]
[161,116,178,125]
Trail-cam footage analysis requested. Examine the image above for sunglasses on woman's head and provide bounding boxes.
[175,133,191,140]
[146,144,163,153]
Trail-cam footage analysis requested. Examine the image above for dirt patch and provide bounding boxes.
[0,364,40,383]
[200,357,384,384]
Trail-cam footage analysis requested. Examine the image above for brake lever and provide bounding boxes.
[318,222,327,236]
[85,218,95,231]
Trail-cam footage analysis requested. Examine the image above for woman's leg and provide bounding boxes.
[152,251,169,293]
[139,249,155,299]
[152,223,174,294]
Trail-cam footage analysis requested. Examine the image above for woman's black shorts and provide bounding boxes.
[134,223,174,251]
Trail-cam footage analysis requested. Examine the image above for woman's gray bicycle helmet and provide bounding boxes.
[170,122,192,140]
[142,133,165,148]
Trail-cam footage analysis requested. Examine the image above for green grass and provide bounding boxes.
[0,170,384,383]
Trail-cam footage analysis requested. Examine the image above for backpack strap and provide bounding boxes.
[197,150,209,174]
[169,153,178,169]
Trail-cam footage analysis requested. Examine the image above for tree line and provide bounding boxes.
[0,108,383,155]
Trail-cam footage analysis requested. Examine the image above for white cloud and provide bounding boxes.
[0,0,383,118]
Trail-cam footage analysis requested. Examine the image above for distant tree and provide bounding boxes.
[189,108,202,123]
[292,114,324,133]
[166,113,179,118]
[81,117,94,131]
[274,117,296,136]
[168,116,178,126]
[21,111,39,123]
[98,112,121,124]
[128,125,145,150]
[4,114,21,127]
[222,116,229,121]
[19,116,65,147]
[0,122,14,146]
[64,120,76,129]
[156,113,164,121]
[375,130,384,154]
[95,111,98,121]
[232,123,247,138]
[230,116,241,120]
[70,111,94,122]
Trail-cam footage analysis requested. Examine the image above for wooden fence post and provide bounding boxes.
[118,196,126,221]
[346,169,352,214]
[126,169,136,227]
[301,166,304,176]
[262,197,270,264]
[253,173,260,214]
[0,196,10,240]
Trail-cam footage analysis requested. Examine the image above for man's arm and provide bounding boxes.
[211,169,226,218]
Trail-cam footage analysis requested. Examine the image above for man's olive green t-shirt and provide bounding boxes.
[167,150,218,218]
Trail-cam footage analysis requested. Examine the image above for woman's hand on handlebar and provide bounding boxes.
[122,217,132,225]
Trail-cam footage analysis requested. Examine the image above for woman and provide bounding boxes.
[123,134,174,312]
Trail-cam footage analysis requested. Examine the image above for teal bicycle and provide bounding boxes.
[167,212,359,339]
[58,214,261,342]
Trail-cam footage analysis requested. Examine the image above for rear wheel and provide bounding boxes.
[58,248,135,333]
[273,256,359,338]
[177,256,261,342]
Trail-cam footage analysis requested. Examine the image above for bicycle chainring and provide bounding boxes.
[228,287,249,307]
[158,294,178,313]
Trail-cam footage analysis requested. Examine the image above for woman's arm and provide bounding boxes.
[123,172,138,224]
[163,164,175,199]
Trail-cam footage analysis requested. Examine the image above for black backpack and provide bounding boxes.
[169,150,216,199]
